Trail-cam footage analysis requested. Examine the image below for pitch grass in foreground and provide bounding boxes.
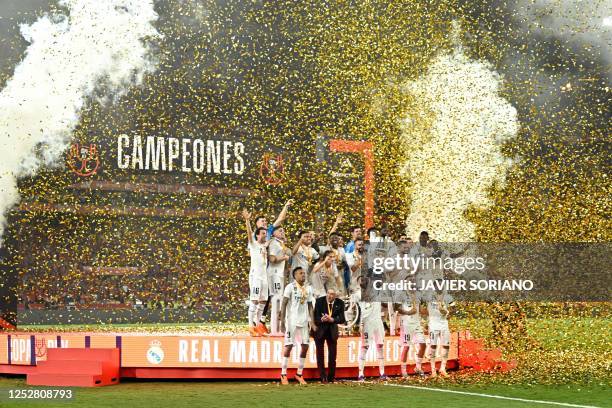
[0,378,610,408]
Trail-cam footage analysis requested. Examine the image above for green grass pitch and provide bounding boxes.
[0,379,610,408]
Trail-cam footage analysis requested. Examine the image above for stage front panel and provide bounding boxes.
[0,333,458,369]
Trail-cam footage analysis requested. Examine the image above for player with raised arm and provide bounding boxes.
[356,276,387,381]
[242,209,269,337]
[255,199,293,333]
[425,281,455,378]
[317,214,347,294]
[253,199,294,240]
[267,226,291,336]
[346,238,366,295]
[280,267,316,385]
[291,231,319,281]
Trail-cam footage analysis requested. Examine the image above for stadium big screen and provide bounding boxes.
[0,127,367,325]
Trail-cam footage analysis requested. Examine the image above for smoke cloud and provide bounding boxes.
[510,0,611,81]
[0,0,160,242]
[401,26,519,241]
[462,0,611,132]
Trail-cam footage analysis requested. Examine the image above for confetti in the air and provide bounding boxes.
[0,0,609,386]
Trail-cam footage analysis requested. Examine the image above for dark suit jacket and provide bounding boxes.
[313,296,346,340]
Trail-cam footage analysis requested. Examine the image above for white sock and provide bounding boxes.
[358,347,367,376]
[401,362,407,376]
[377,347,384,376]
[248,303,256,326]
[415,356,422,371]
[281,357,288,375]
[270,296,280,333]
[430,349,437,373]
[255,303,264,325]
[388,305,396,334]
[440,348,449,372]
[297,357,305,375]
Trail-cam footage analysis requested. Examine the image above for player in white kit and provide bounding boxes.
[383,239,413,336]
[242,209,269,337]
[425,282,455,378]
[395,292,427,378]
[267,226,290,336]
[280,266,315,385]
[356,276,387,381]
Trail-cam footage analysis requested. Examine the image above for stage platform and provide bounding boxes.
[0,331,462,379]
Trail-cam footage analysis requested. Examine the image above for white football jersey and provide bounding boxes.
[267,238,286,277]
[248,240,267,280]
[427,294,454,331]
[283,281,314,327]
[346,251,365,293]
[400,301,421,327]
[291,245,319,279]
[356,291,383,325]
[311,262,339,298]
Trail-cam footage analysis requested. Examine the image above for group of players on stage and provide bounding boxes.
[242,200,455,384]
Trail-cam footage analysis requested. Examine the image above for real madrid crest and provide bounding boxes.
[146,339,165,364]
[260,153,285,185]
[67,143,100,177]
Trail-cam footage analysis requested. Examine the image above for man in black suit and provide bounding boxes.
[313,288,346,383]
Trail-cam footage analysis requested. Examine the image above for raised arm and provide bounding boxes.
[242,209,254,243]
[272,199,294,228]
[312,259,325,274]
[328,213,343,236]
[292,236,303,255]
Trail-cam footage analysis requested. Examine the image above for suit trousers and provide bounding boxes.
[315,328,338,381]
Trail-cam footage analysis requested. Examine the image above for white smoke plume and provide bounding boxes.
[510,0,612,81]
[0,0,159,242]
[401,24,519,241]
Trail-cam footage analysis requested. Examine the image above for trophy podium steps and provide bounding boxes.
[27,348,120,387]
